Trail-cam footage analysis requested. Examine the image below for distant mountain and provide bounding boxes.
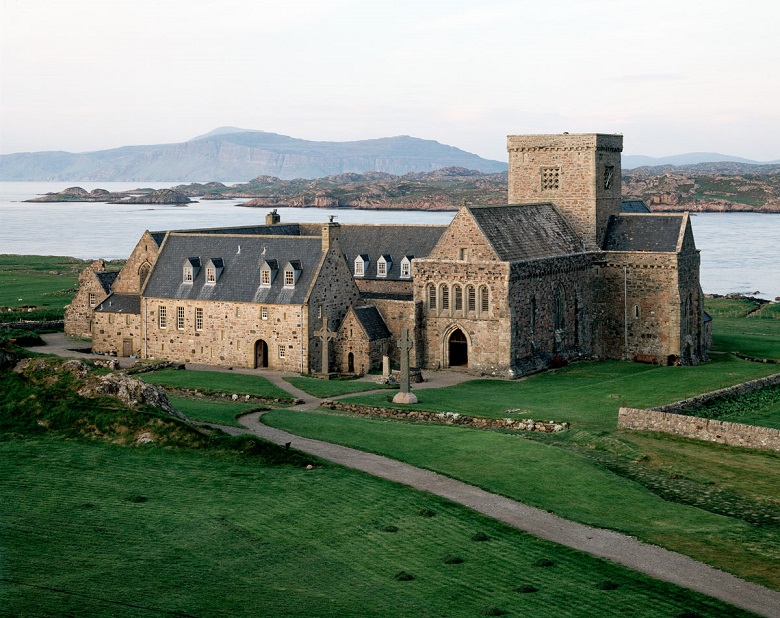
[0,130,508,181]
[623,152,780,169]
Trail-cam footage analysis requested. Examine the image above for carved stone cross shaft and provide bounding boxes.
[397,328,414,394]
[314,313,337,374]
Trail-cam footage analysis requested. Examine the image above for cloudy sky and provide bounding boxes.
[1,0,778,161]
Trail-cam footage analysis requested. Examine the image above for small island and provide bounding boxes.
[25,187,193,205]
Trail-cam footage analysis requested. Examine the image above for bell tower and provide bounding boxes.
[507,133,623,251]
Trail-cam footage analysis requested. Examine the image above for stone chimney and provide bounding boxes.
[265,209,281,225]
[322,215,340,252]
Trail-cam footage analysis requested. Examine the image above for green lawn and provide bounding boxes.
[690,385,780,429]
[704,297,759,318]
[140,368,293,401]
[262,409,780,589]
[285,375,391,398]
[168,396,263,427]
[0,436,751,617]
[340,355,780,431]
[710,317,780,359]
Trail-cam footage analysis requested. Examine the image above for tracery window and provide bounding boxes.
[454,285,463,311]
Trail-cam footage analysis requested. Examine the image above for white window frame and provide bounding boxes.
[89,293,96,307]
[206,267,216,284]
[377,260,387,277]
[278,345,286,359]
[159,306,167,329]
[261,306,268,320]
[195,307,203,331]
[183,267,193,283]
[177,306,185,330]
[354,257,365,277]
[284,269,295,287]
[400,259,411,279]
[261,269,271,285]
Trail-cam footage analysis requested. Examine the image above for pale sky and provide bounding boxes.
[1,0,778,161]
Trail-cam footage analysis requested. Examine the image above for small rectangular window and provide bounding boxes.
[177,306,185,330]
[481,288,489,313]
[261,306,268,320]
[206,268,216,283]
[125,314,130,326]
[159,306,167,329]
[284,270,295,287]
[261,270,271,285]
[89,293,96,307]
[378,261,386,277]
[441,286,449,311]
[278,345,286,359]
[454,286,463,311]
[355,260,364,276]
[195,307,203,331]
[428,286,437,310]
[401,261,410,278]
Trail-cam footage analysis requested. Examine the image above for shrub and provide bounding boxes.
[442,554,464,565]
[596,579,619,590]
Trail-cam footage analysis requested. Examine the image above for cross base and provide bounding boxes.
[314,372,339,380]
[393,391,418,405]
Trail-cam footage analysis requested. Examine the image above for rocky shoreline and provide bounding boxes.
[25,186,194,205]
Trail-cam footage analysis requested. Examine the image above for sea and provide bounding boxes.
[1,181,778,301]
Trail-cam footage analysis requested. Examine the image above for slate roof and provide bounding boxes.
[95,293,141,314]
[337,225,446,280]
[150,231,167,246]
[621,200,651,214]
[602,214,685,252]
[143,233,324,304]
[468,204,585,261]
[352,306,392,341]
[95,271,118,294]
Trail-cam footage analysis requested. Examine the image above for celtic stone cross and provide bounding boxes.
[314,313,337,374]
[393,328,418,404]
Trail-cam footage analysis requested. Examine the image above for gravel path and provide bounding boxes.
[233,412,780,617]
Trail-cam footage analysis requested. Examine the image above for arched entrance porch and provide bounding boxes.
[447,328,468,367]
[254,339,269,368]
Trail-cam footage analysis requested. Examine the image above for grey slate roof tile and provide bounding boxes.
[337,225,446,279]
[603,214,685,252]
[95,293,141,314]
[621,200,651,213]
[353,306,392,341]
[143,233,324,304]
[468,204,585,261]
[95,271,118,294]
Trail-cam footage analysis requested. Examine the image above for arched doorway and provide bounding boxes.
[348,352,355,373]
[254,339,268,368]
[448,329,468,367]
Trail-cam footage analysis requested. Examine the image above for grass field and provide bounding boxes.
[262,408,780,589]
[339,355,780,431]
[284,375,391,397]
[0,436,753,617]
[167,396,264,427]
[140,368,293,401]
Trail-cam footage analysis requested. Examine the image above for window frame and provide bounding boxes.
[176,306,185,330]
[195,307,203,331]
[159,306,167,329]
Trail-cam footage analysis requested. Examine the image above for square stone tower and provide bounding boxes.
[507,133,623,251]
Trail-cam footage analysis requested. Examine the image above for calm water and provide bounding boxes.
[1,182,778,300]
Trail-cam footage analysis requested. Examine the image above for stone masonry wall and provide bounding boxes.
[507,134,623,251]
[142,298,305,371]
[508,254,593,375]
[369,298,422,368]
[111,231,161,294]
[593,252,681,363]
[335,310,388,374]
[355,278,413,296]
[64,260,111,339]
[92,312,142,357]
[618,372,780,451]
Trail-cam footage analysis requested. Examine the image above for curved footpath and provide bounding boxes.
[26,334,780,616]
[234,412,779,617]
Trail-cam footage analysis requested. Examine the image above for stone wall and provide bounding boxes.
[335,309,389,374]
[355,278,412,296]
[618,372,780,451]
[369,298,422,367]
[92,312,142,357]
[111,231,161,295]
[322,401,569,433]
[0,320,64,332]
[618,407,780,451]
[507,133,623,251]
[64,260,111,338]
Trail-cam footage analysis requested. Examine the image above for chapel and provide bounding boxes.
[65,133,710,377]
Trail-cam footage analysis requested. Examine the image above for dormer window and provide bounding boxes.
[204,258,224,285]
[354,254,369,277]
[182,257,200,283]
[260,259,278,287]
[400,256,413,279]
[283,260,302,288]
[377,255,392,278]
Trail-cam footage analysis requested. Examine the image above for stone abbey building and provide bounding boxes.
[66,133,709,377]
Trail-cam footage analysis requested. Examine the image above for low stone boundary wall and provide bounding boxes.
[652,372,780,415]
[618,408,780,451]
[0,320,64,331]
[618,371,780,451]
[321,401,569,433]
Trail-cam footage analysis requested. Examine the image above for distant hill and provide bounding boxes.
[623,152,780,169]
[0,129,508,181]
